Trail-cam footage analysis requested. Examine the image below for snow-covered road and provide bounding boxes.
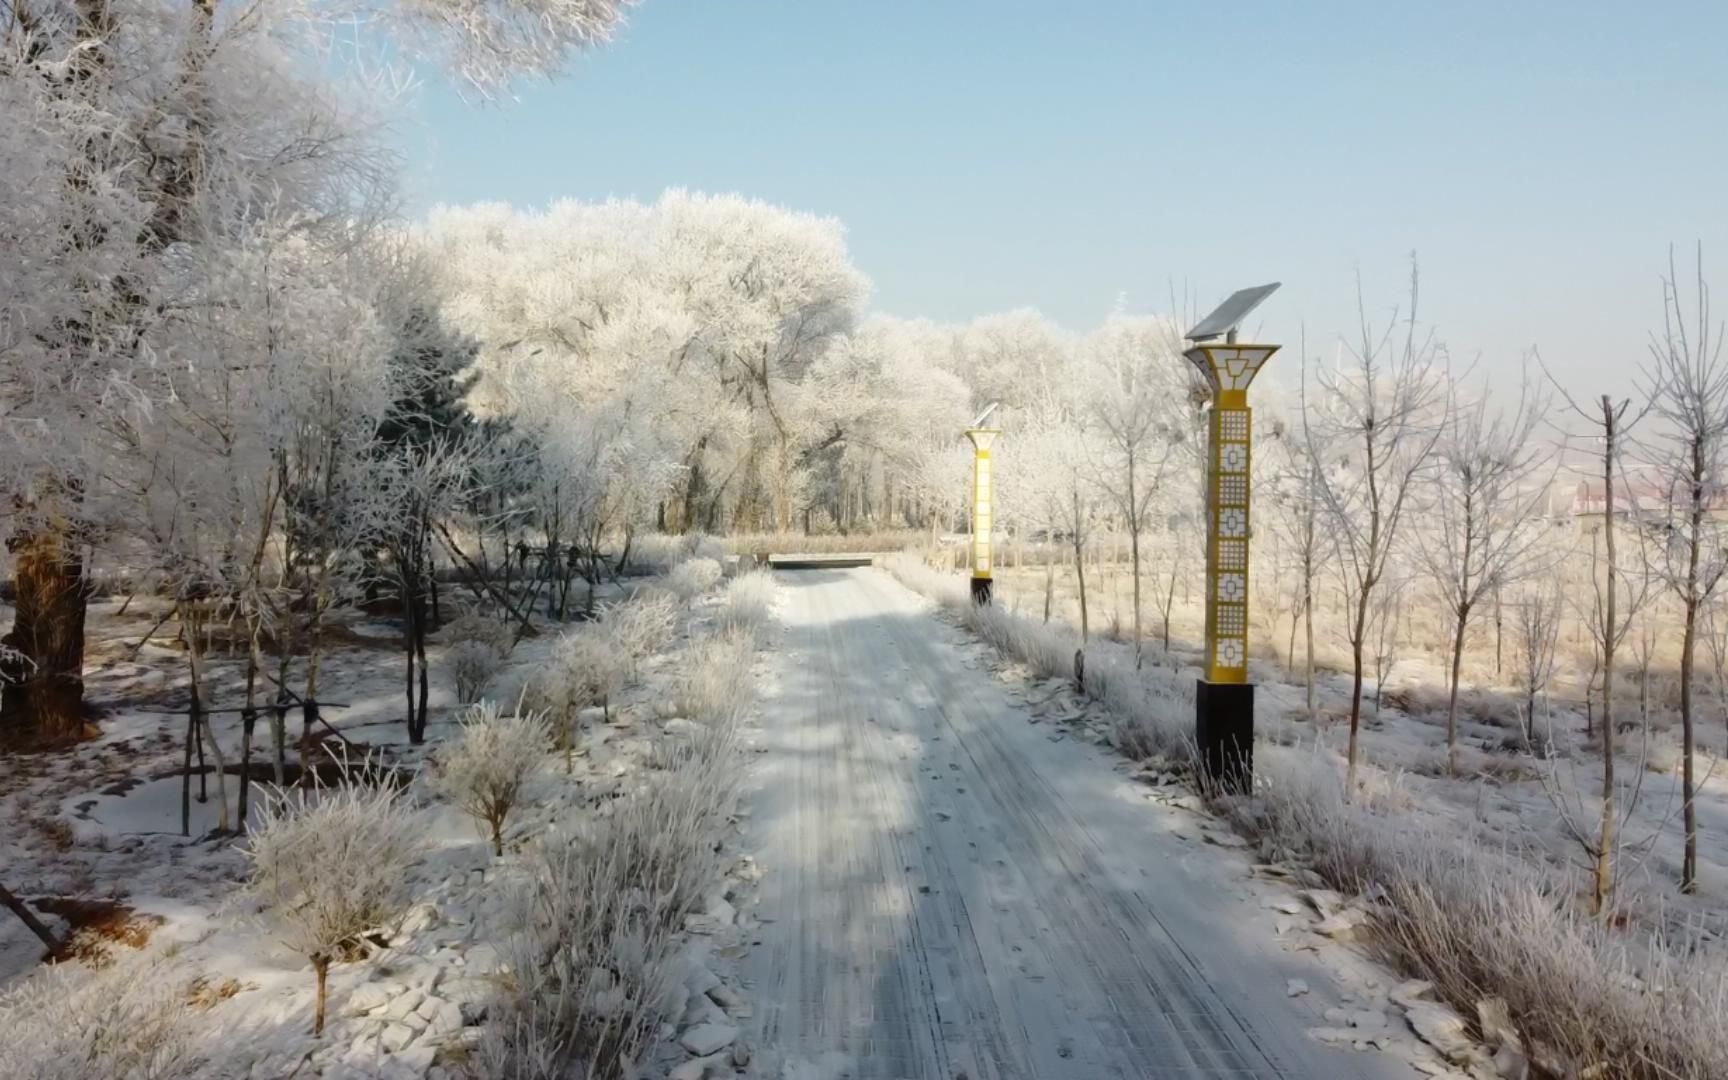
[739,567,1417,1080]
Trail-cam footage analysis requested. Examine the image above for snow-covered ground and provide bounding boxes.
[0,566,775,1079]
[989,562,1728,929]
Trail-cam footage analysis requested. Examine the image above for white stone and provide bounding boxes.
[1315,908,1366,938]
[383,989,427,1021]
[685,966,722,996]
[1405,1003,1476,1063]
[1299,888,1347,917]
[398,903,441,937]
[393,1044,437,1074]
[1285,979,1309,997]
[707,983,744,1010]
[1389,979,1435,1008]
[705,896,737,926]
[681,996,728,1029]
[669,1055,726,1080]
[348,981,406,1016]
[380,1022,417,1054]
[429,999,465,1037]
[678,1022,739,1057]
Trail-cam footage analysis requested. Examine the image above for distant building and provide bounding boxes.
[1570,476,1728,533]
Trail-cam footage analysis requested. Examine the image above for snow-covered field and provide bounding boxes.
[0,563,777,1079]
[987,559,1728,921]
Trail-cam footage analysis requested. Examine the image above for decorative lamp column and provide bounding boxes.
[964,425,1000,604]
[1181,282,1282,793]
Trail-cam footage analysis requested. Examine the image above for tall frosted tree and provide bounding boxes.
[1080,315,1192,669]
[0,0,635,745]
[1639,247,1726,894]
[1304,265,1445,794]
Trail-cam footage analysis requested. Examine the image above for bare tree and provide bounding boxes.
[1543,368,1653,916]
[1082,317,1189,668]
[1512,576,1564,747]
[1304,263,1445,793]
[1369,571,1407,719]
[1147,514,1193,653]
[1638,245,1727,893]
[1265,397,1331,720]
[1415,365,1554,773]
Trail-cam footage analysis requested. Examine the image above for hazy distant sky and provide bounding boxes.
[397,0,1727,397]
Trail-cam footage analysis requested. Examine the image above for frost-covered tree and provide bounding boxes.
[1081,315,1192,668]
[423,193,870,537]
[1414,367,1553,774]
[1638,247,1727,894]
[1304,265,1446,794]
[1262,398,1332,720]
[0,0,634,746]
[1020,418,1100,637]
[1544,375,1653,916]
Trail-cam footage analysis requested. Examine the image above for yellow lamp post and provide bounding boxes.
[1183,284,1281,791]
[964,403,1001,604]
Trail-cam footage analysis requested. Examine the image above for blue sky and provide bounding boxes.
[396,1,1727,393]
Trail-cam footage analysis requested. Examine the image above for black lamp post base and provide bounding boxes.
[970,576,993,605]
[1195,679,1254,793]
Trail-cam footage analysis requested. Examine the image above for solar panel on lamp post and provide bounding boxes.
[964,403,1001,604]
[1184,284,1280,793]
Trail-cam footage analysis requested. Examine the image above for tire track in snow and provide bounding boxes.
[740,568,1417,1080]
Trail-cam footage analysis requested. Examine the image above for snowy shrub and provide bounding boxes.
[0,951,205,1079]
[689,533,727,565]
[673,629,756,727]
[1231,747,1728,1080]
[439,610,514,656]
[243,775,426,1035]
[434,703,551,856]
[719,567,776,638]
[446,639,505,705]
[480,731,741,1079]
[620,534,683,577]
[665,556,722,602]
[598,590,679,669]
[522,630,629,767]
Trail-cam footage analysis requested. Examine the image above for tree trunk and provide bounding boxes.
[1071,490,1089,642]
[1304,575,1317,721]
[1445,605,1468,776]
[0,880,60,954]
[1595,397,1618,917]
[1128,453,1143,669]
[312,954,331,1036]
[1346,588,1371,797]
[1681,602,1698,893]
[1680,438,1705,893]
[1,527,90,746]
